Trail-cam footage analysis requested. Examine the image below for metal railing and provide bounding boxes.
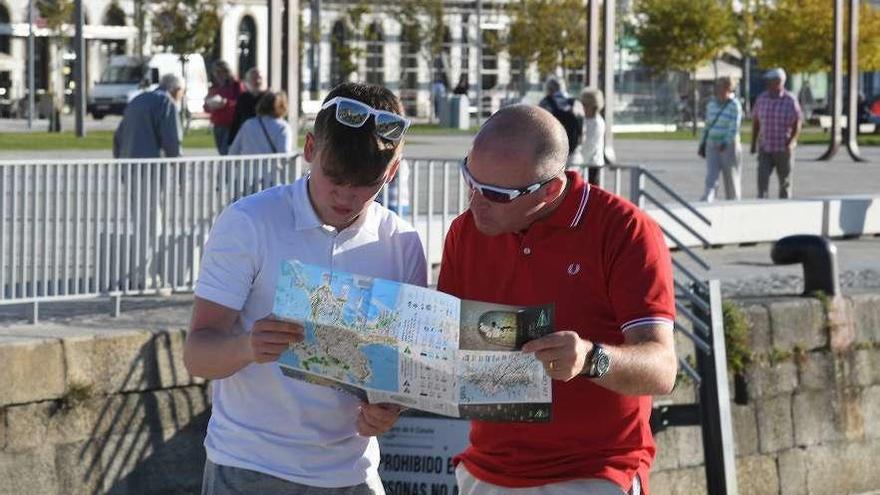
[599,164,737,495]
[0,153,304,321]
[1,153,736,493]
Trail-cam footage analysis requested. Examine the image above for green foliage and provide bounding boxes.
[722,301,752,375]
[394,0,446,65]
[59,382,93,411]
[633,0,733,73]
[36,0,74,32]
[152,0,221,58]
[733,0,762,59]
[505,0,586,78]
[756,0,880,72]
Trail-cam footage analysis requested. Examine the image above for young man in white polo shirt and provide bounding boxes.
[184,82,427,494]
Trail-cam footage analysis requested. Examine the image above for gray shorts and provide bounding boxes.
[201,458,384,495]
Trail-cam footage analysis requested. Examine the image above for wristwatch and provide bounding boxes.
[583,343,611,378]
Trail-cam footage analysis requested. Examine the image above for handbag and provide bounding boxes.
[698,99,732,158]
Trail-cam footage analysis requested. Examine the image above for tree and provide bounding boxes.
[505,0,585,84]
[733,0,762,114]
[153,0,220,127]
[36,0,74,127]
[757,0,880,73]
[633,0,733,133]
[394,0,446,79]
[153,0,221,72]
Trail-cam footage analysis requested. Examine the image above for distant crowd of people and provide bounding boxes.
[113,60,293,159]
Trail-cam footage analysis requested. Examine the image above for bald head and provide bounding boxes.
[473,104,569,177]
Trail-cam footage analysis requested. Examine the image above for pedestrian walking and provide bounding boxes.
[580,87,606,185]
[228,67,266,146]
[751,68,803,199]
[204,60,245,155]
[113,73,184,158]
[229,91,293,155]
[699,76,743,201]
[539,77,584,169]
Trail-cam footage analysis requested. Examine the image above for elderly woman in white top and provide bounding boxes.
[700,77,743,201]
[580,88,606,185]
[229,90,294,155]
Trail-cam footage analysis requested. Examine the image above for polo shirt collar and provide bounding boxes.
[541,171,591,230]
[290,175,379,235]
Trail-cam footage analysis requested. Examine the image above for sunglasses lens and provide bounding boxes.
[375,113,407,140]
[480,188,514,203]
[335,99,370,127]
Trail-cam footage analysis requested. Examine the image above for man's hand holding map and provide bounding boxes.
[272,260,555,422]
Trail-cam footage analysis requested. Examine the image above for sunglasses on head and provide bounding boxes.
[460,157,563,204]
[320,96,411,141]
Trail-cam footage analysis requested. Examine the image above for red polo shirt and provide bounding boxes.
[437,171,675,493]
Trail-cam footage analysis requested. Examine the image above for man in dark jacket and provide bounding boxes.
[228,67,266,145]
[113,73,183,158]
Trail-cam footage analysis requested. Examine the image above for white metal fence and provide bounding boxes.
[0,153,473,320]
[1,154,711,323]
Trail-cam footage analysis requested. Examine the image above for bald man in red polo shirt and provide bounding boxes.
[437,105,677,495]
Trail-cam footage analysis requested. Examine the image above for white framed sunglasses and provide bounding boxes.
[320,96,412,141]
[460,157,563,204]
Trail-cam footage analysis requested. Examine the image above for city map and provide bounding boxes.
[273,260,554,421]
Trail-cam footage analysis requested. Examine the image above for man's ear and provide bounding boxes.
[303,132,316,162]
[543,174,566,200]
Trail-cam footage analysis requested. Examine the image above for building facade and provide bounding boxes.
[0,0,537,119]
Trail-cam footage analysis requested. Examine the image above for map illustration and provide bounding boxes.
[273,260,554,421]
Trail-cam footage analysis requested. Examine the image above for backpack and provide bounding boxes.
[546,97,583,155]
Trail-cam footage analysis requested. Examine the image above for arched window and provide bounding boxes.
[0,2,11,55]
[237,15,257,77]
[330,20,352,86]
[400,25,419,91]
[364,22,384,86]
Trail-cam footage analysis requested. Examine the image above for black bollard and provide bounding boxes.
[770,235,840,296]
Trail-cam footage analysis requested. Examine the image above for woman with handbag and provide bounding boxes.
[699,77,743,201]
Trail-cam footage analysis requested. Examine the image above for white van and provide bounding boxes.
[88,53,209,120]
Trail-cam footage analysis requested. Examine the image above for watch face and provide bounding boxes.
[596,353,611,376]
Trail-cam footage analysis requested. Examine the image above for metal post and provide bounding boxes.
[628,167,644,208]
[846,0,866,161]
[475,0,483,125]
[27,0,35,129]
[602,0,616,163]
[819,0,844,160]
[585,0,600,88]
[695,280,739,495]
[311,0,321,96]
[287,0,300,137]
[74,0,86,137]
[268,0,283,90]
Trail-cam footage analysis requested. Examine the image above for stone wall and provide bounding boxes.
[0,323,209,495]
[1,292,878,495]
[652,293,880,495]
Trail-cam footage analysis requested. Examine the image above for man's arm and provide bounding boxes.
[787,115,802,150]
[185,297,304,379]
[522,324,676,396]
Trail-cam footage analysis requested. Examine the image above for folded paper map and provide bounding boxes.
[273,260,555,422]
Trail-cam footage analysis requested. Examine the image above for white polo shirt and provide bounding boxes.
[195,176,428,487]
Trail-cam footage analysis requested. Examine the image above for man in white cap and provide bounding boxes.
[750,68,803,199]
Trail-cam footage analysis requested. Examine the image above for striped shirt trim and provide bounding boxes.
[620,317,675,332]
[569,183,591,228]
